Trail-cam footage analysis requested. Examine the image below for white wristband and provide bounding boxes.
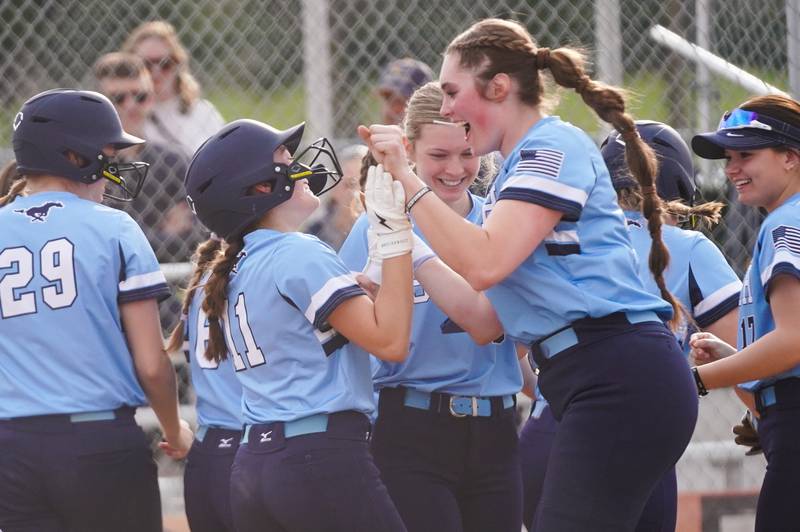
[375,228,413,259]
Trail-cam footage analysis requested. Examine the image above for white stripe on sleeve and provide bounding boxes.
[118,270,167,292]
[502,174,588,207]
[693,280,742,317]
[304,273,359,324]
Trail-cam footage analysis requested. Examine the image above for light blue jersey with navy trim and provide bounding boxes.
[626,211,741,350]
[185,272,243,430]
[738,193,800,392]
[339,195,522,396]
[223,230,373,424]
[0,191,170,418]
[482,116,672,343]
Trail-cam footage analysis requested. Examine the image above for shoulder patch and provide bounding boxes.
[772,225,800,256]
[518,148,565,179]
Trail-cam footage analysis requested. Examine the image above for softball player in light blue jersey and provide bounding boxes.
[341,82,521,532]
[165,238,242,532]
[0,89,191,532]
[690,95,800,531]
[360,19,698,531]
[184,118,413,532]
[519,120,742,531]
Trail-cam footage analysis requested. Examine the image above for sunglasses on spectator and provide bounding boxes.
[143,56,177,72]
[109,91,151,105]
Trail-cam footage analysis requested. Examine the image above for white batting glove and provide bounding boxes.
[365,164,412,260]
[363,229,436,285]
[363,228,382,284]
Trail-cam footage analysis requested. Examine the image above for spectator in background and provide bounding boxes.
[377,58,434,125]
[122,20,225,158]
[94,52,206,335]
[93,52,206,264]
[304,144,367,250]
[376,58,498,195]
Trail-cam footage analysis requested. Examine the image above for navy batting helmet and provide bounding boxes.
[12,88,149,201]
[600,120,696,205]
[184,119,342,239]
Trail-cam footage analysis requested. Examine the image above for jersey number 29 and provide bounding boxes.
[0,239,76,319]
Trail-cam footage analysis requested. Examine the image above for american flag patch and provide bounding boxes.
[772,225,800,255]
[518,149,565,179]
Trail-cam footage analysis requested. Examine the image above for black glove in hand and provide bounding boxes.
[733,410,763,456]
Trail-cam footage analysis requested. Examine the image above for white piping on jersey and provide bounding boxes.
[543,229,579,244]
[760,250,800,287]
[693,279,742,317]
[118,270,167,292]
[304,273,359,325]
[314,327,336,343]
[501,174,588,207]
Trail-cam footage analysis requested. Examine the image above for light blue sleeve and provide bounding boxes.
[338,214,370,272]
[275,236,365,330]
[496,132,595,221]
[116,213,170,303]
[758,214,800,298]
[687,234,741,328]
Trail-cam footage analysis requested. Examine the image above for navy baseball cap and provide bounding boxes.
[378,58,435,100]
[692,108,800,159]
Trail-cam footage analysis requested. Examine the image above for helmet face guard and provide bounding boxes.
[100,157,150,202]
[290,137,343,196]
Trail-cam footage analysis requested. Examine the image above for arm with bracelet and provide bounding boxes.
[361,167,503,344]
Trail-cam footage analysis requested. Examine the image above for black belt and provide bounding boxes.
[754,378,800,415]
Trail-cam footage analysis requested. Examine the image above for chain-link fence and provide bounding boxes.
[3,0,797,526]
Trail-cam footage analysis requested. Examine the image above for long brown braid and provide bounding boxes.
[165,237,225,354]
[0,177,26,207]
[447,18,682,327]
[0,160,25,206]
[201,234,245,363]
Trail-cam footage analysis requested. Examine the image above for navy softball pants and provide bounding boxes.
[229,410,406,532]
[519,402,678,532]
[183,427,241,532]
[0,408,161,532]
[371,386,523,532]
[530,316,698,532]
[752,379,800,531]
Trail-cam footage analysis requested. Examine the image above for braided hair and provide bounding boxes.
[165,237,225,355]
[201,235,245,363]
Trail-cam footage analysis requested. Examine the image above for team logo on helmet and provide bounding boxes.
[186,195,197,215]
[14,201,64,222]
[12,112,23,131]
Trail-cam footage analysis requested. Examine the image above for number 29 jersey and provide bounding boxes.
[0,192,170,418]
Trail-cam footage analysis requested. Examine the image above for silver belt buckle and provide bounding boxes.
[448,396,479,417]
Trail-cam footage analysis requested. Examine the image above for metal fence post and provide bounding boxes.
[301,0,334,141]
